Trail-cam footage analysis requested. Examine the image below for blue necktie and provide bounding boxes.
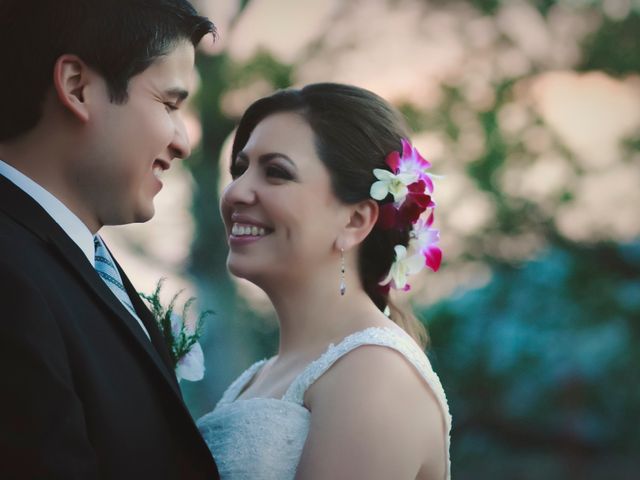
[94,235,150,339]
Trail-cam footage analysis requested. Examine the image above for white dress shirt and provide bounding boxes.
[0,158,150,339]
[0,159,95,265]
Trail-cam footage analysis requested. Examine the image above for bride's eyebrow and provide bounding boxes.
[236,151,297,169]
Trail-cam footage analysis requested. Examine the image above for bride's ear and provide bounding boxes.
[336,199,378,252]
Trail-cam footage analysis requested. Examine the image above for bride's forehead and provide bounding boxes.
[244,115,320,162]
[252,113,313,141]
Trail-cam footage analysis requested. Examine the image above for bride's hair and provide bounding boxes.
[231,83,429,347]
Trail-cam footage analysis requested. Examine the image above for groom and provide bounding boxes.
[0,0,219,478]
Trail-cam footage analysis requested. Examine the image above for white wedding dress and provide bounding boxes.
[197,327,451,479]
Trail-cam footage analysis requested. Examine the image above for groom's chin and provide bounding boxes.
[130,200,156,224]
[100,204,155,227]
[136,208,156,224]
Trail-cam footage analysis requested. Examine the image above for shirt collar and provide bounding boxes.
[0,159,95,266]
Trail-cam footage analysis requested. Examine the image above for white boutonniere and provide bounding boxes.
[140,279,212,382]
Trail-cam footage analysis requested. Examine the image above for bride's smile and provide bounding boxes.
[228,213,273,245]
[219,112,347,287]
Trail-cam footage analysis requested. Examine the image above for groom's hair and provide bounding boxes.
[0,0,215,141]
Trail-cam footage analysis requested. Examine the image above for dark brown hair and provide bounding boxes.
[231,83,428,347]
[0,0,215,141]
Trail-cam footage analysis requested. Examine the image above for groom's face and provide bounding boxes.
[76,41,196,228]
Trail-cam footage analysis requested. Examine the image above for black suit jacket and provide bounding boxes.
[0,175,219,479]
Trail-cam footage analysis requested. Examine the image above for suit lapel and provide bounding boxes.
[52,233,183,398]
[117,262,179,388]
[0,176,182,398]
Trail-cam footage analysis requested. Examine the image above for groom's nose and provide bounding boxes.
[169,116,191,160]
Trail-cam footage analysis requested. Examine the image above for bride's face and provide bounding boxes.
[220,112,346,286]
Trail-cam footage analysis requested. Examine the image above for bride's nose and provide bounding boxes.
[220,170,258,208]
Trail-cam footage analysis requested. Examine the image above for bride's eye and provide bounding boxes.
[266,165,294,181]
[229,162,247,179]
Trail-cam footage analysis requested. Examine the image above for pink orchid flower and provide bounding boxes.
[412,212,442,272]
[386,138,434,193]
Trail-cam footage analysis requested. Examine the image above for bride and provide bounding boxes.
[198,83,451,479]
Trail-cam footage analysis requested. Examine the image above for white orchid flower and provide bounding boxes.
[170,312,205,382]
[176,341,205,382]
[379,245,425,291]
[370,169,419,204]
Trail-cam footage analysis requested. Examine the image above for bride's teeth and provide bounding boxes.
[231,223,269,237]
[153,166,162,178]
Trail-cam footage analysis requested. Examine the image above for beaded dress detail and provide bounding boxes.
[197,327,451,479]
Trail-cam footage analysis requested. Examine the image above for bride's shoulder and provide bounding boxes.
[306,332,439,410]
[300,330,447,478]
[307,326,443,420]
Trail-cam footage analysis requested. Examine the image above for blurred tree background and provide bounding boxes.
[107,0,640,477]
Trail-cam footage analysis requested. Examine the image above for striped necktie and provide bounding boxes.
[93,235,150,339]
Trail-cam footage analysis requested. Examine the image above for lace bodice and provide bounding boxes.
[197,327,451,479]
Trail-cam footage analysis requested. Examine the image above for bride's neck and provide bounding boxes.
[263,278,386,359]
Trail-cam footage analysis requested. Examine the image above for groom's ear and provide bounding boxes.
[52,54,93,123]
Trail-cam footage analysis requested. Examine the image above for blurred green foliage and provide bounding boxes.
[423,241,640,477]
[581,13,640,75]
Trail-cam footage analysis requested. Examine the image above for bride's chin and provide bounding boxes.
[227,263,278,292]
[227,262,248,280]
[227,261,261,284]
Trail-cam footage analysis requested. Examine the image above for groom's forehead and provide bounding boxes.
[130,41,196,88]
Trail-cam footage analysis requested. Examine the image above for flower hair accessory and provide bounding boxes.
[370,138,442,291]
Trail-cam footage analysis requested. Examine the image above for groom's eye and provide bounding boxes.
[164,102,178,112]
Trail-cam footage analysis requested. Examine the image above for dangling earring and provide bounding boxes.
[339,248,346,296]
